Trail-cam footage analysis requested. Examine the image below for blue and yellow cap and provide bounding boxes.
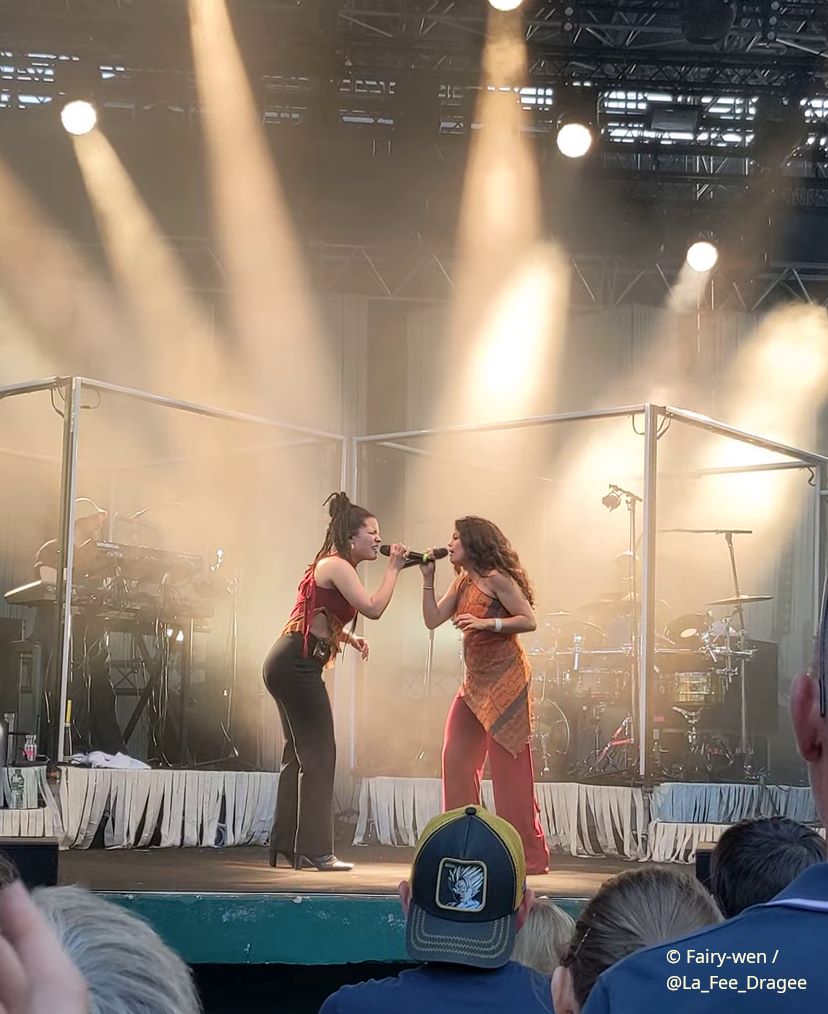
[405,805,526,969]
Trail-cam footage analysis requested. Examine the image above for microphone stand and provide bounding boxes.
[414,628,435,771]
[722,530,750,762]
[622,489,641,771]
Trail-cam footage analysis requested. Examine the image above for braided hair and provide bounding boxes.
[455,516,534,606]
[313,492,374,565]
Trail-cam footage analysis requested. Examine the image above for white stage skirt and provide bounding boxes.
[0,770,818,860]
[353,777,819,863]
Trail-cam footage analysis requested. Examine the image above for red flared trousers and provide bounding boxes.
[441,693,549,875]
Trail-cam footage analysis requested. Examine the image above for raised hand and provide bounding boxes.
[387,543,409,571]
[419,549,437,583]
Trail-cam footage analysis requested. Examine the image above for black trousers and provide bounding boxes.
[263,633,336,856]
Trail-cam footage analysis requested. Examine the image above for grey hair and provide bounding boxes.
[512,899,576,975]
[32,886,201,1014]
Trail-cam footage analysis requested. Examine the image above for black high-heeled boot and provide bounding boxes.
[268,847,295,869]
[293,853,354,872]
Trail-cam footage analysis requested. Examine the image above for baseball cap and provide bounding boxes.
[405,804,526,969]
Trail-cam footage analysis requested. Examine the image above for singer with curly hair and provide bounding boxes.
[264,493,407,872]
[421,516,549,874]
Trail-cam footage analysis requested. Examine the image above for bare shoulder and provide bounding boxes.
[313,555,351,587]
[486,569,516,592]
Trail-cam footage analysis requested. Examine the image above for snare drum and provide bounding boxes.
[658,670,725,705]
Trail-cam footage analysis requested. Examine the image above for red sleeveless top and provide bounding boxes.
[456,575,531,757]
[282,561,357,658]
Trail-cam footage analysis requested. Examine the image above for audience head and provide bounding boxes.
[792,596,828,834]
[710,816,824,918]
[33,886,201,1014]
[0,852,17,890]
[398,805,534,969]
[552,868,722,1013]
[511,898,575,975]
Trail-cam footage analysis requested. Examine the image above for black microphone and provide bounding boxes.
[379,545,449,569]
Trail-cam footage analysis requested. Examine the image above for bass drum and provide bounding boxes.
[531,700,571,780]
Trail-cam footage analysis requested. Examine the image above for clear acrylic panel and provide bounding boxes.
[356,406,821,784]
[2,379,343,767]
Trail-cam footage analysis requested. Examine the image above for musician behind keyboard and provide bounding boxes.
[34,501,109,585]
[31,499,123,758]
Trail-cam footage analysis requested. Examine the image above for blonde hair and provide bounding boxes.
[512,899,576,974]
[561,869,721,1005]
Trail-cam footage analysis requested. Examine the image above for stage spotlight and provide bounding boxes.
[751,95,807,168]
[556,118,593,158]
[686,239,719,273]
[680,0,735,44]
[487,0,525,9]
[602,490,622,512]
[60,100,97,136]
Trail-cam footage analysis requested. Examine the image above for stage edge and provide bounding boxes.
[104,891,585,964]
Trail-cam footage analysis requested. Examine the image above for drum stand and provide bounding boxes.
[671,706,735,780]
[533,725,553,778]
[584,710,635,775]
[598,483,642,778]
[672,706,702,750]
[722,531,750,758]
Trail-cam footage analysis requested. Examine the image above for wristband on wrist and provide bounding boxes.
[494,617,502,633]
[423,585,434,591]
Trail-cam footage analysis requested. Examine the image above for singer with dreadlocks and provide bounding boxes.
[264,493,407,872]
[420,516,549,874]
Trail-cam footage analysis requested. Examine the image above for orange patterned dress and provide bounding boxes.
[456,575,532,757]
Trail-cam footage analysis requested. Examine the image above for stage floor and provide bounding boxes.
[60,845,662,898]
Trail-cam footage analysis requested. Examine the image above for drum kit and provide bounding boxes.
[528,590,771,781]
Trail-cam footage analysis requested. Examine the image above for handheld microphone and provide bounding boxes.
[379,545,449,569]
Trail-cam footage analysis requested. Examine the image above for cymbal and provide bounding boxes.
[542,611,573,620]
[580,598,631,614]
[707,594,773,607]
[564,618,606,635]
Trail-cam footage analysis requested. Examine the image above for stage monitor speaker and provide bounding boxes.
[0,837,59,888]
[743,639,779,737]
[0,617,24,713]
[694,839,716,890]
[702,639,779,738]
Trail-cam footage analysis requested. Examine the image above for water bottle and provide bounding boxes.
[8,767,24,809]
[23,735,37,763]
